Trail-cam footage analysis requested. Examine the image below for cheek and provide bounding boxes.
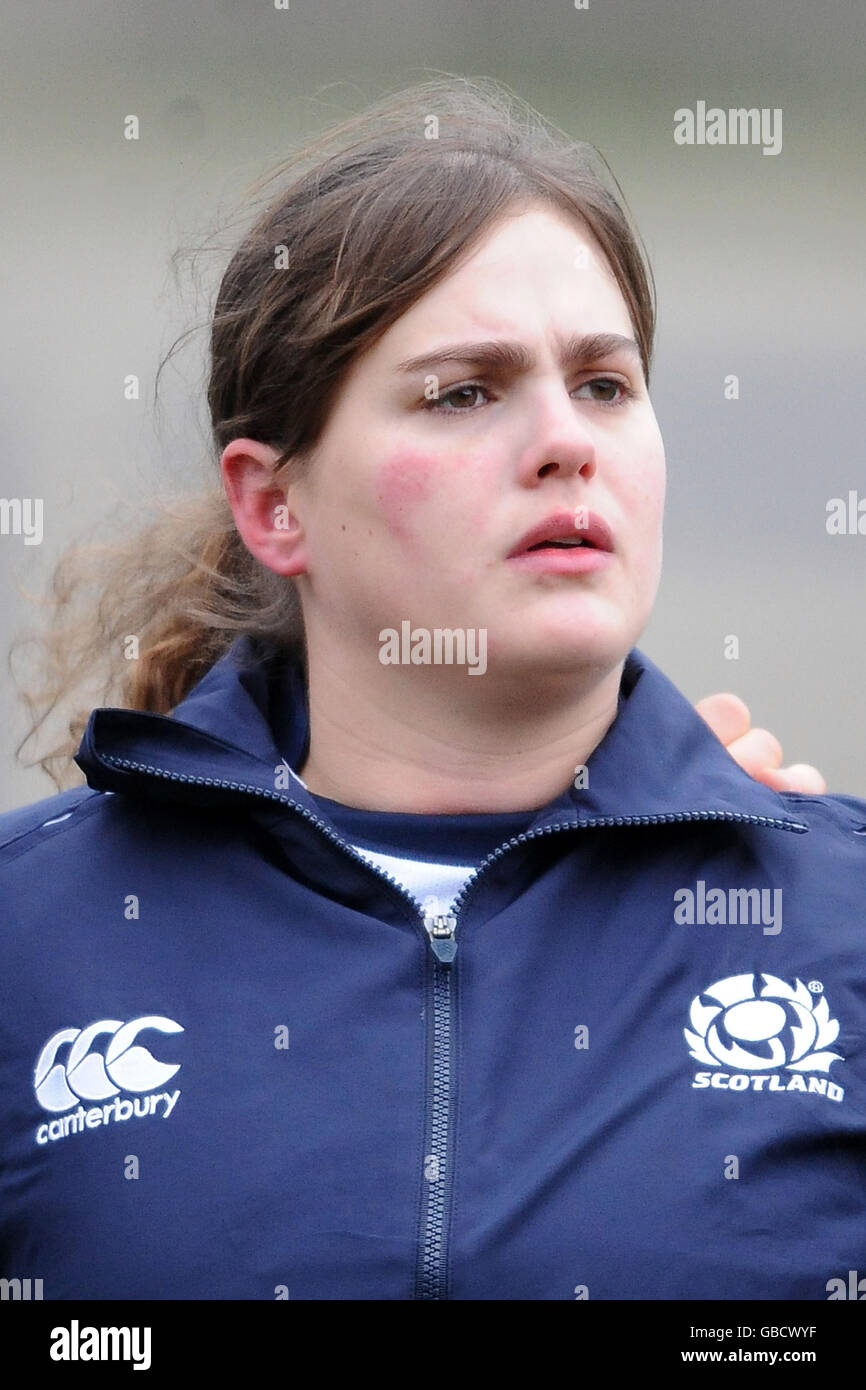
[374,449,494,592]
[375,447,491,546]
[617,437,666,525]
[375,450,437,544]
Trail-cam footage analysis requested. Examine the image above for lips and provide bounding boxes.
[507,510,615,558]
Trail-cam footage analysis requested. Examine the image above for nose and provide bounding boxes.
[515,382,598,486]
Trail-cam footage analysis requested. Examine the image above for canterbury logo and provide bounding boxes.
[34,1016,183,1112]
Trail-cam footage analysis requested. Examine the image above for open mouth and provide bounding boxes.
[508,510,614,559]
[526,538,596,551]
[506,510,615,573]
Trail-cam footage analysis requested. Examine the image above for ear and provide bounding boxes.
[221,438,310,577]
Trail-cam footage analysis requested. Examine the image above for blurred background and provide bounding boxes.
[2,0,864,810]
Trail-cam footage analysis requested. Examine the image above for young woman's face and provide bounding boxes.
[292,202,666,678]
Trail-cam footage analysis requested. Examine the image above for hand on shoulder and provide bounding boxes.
[695,692,827,795]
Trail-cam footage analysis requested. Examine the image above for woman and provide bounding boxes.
[1,77,858,1302]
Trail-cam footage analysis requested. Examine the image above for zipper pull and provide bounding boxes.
[424,912,457,964]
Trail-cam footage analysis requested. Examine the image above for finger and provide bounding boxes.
[695,692,752,746]
[724,727,784,776]
[753,763,827,795]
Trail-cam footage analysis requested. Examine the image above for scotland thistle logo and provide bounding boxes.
[686,974,845,1102]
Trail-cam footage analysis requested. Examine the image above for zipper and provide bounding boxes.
[97,755,808,1301]
[416,928,455,1299]
[411,803,808,1300]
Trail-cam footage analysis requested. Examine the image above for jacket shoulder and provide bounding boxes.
[0,785,106,867]
[776,789,866,835]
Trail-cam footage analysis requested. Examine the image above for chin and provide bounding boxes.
[492,625,632,679]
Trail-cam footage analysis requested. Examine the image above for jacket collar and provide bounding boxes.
[74,633,808,835]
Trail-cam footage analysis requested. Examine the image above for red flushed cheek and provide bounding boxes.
[375,450,438,543]
[375,448,494,588]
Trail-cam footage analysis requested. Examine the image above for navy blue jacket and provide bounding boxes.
[2,634,865,1300]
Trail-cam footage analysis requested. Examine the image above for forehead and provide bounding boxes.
[372,204,633,366]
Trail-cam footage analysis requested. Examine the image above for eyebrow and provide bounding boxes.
[394,332,643,377]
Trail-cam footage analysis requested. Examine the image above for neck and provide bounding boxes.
[297,644,626,814]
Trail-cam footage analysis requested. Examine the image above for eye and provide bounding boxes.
[424,382,490,413]
[422,375,638,415]
[573,376,636,407]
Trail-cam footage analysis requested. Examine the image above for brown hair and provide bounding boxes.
[11,74,656,792]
